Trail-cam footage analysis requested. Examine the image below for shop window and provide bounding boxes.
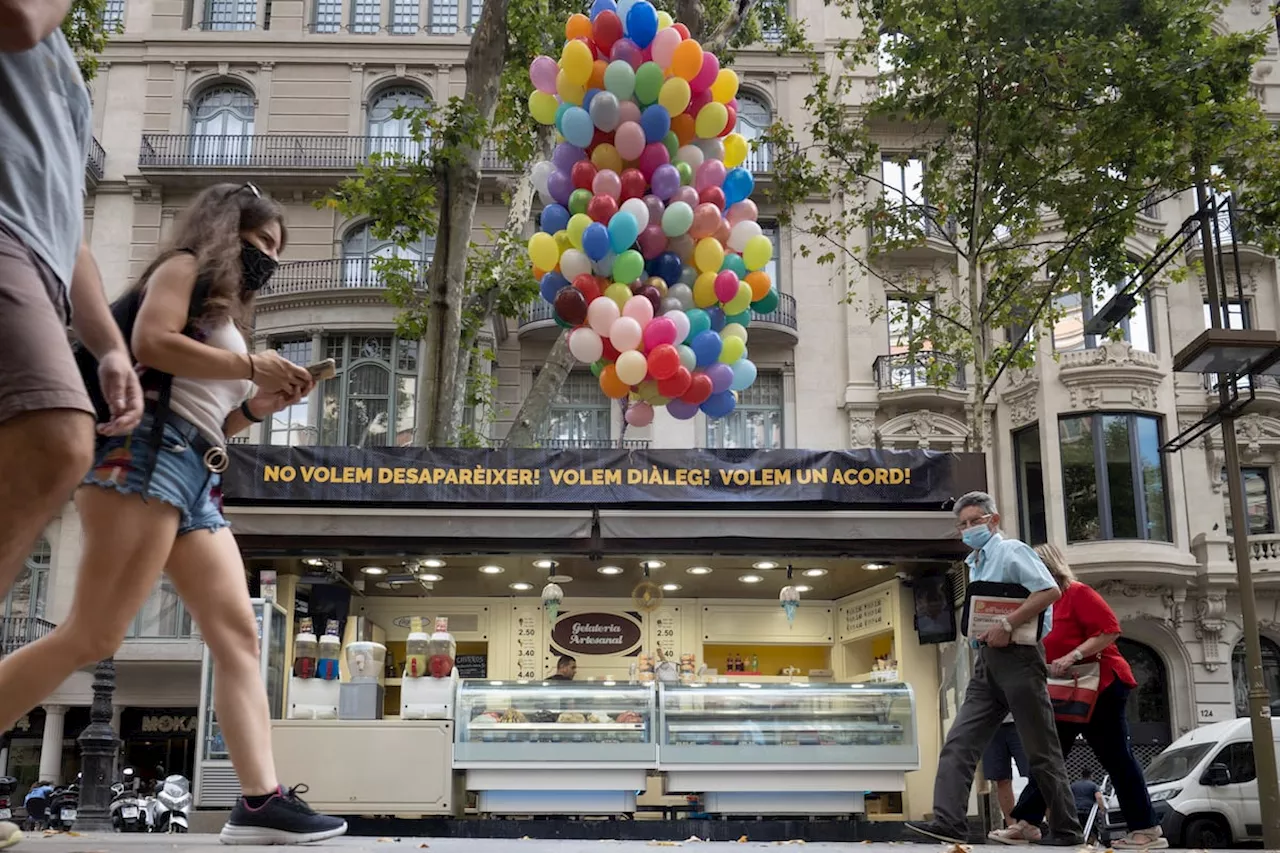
[1224,467,1274,536]
[705,371,783,449]
[1013,425,1047,546]
[266,338,314,446]
[2,538,50,621]
[1058,413,1170,542]
[189,85,255,163]
[366,87,431,157]
[341,222,434,288]
[1052,268,1152,353]
[543,372,611,447]
[1233,636,1280,719]
[318,335,418,447]
[127,579,195,639]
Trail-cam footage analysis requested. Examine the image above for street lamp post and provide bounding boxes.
[73,658,119,832]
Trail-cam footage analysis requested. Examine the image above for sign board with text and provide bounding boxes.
[839,587,895,643]
[550,611,644,657]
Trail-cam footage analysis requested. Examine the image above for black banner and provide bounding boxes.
[223,446,984,508]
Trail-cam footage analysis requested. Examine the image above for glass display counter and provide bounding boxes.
[454,680,657,815]
[657,681,918,815]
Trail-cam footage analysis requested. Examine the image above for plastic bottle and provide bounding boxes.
[404,617,429,679]
[428,616,457,678]
[317,619,341,680]
[750,653,759,673]
[292,617,317,679]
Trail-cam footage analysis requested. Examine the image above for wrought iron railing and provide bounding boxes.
[197,17,256,30]
[1186,203,1255,250]
[262,257,430,297]
[538,438,651,449]
[871,204,958,245]
[87,137,106,181]
[873,351,967,391]
[0,616,55,656]
[519,291,797,331]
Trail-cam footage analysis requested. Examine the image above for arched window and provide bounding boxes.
[2,538,50,620]
[190,84,255,165]
[317,334,419,447]
[367,87,431,159]
[734,92,772,172]
[878,31,906,96]
[341,222,434,288]
[1233,636,1280,718]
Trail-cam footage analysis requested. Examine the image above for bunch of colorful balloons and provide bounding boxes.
[525,0,779,426]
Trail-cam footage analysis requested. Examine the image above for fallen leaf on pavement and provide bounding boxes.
[419,844,430,849]
[648,841,682,847]
[737,836,748,843]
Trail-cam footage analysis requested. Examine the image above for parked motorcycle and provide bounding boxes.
[147,774,191,833]
[109,768,146,833]
[0,777,16,826]
[46,783,79,831]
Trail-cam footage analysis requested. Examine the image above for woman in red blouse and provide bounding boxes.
[989,544,1166,848]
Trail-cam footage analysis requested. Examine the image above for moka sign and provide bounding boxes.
[140,714,197,734]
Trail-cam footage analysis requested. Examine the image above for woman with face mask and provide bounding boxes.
[0,183,346,845]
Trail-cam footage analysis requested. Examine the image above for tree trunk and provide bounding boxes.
[966,258,987,451]
[503,329,575,447]
[678,0,760,52]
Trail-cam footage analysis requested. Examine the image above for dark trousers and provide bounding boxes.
[932,645,1082,839]
[1011,681,1158,831]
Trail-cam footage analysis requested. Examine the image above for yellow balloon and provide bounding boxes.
[742,233,773,271]
[528,232,559,271]
[567,213,593,249]
[557,69,586,105]
[637,378,661,401]
[723,133,748,168]
[693,271,718,308]
[710,68,739,104]
[719,335,746,364]
[554,230,573,255]
[616,350,648,385]
[658,77,692,115]
[605,282,632,311]
[695,102,729,139]
[722,322,748,343]
[561,39,594,87]
[657,10,673,28]
[694,237,725,274]
[724,280,753,315]
[529,90,559,125]
[591,143,624,173]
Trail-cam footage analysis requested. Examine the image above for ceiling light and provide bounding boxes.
[686,566,712,575]
[640,559,666,570]
[532,559,559,570]
[479,565,505,575]
[864,562,890,571]
[803,568,828,578]
[509,582,533,591]
[303,557,325,567]
[661,583,682,592]
[739,574,763,584]
[597,565,623,576]
[420,558,446,569]
[752,561,780,570]
[548,573,573,583]
[360,566,387,576]
[419,573,443,582]
[794,584,813,593]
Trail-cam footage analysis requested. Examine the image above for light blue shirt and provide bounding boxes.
[965,531,1057,634]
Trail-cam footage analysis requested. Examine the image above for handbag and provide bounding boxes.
[1047,662,1101,723]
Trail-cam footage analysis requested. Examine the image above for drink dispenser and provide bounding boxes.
[339,641,387,720]
[404,617,429,679]
[317,619,341,681]
[402,617,457,720]
[292,618,317,679]
[428,617,456,678]
[286,617,339,720]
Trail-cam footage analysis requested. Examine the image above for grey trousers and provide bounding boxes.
[932,644,1082,839]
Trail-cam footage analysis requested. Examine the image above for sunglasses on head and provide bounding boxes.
[225,181,262,201]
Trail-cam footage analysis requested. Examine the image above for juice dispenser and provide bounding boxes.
[292,618,317,679]
[428,617,456,677]
[286,617,339,720]
[404,617,429,679]
[339,641,387,720]
[402,617,457,720]
[317,619,341,680]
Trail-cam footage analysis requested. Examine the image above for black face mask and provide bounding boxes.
[241,240,278,292]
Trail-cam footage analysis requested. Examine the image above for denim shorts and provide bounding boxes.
[83,413,230,536]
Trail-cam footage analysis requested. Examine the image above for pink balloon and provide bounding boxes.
[593,169,622,200]
[638,142,671,180]
[671,185,699,209]
[623,294,655,326]
[530,55,559,94]
[686,89,713,117]
[691,53,720,93]
[637,224,669,259]
[610,38,644,70]
[643,194,666,225]
[726,199,759,226]
[610,315,644,351]
[643,316,679,349]
[616,122,646,161]
[618,100,642,126]
[690,203,722,240]
[652,27,682,68]
[714,218,731,245]
[625,401,655,427]
[669,234,695,262]
[714,270,740,303]
[695,160,727,193]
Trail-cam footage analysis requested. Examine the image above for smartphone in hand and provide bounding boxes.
[306,358,337,381]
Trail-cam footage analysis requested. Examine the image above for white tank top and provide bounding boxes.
[169,319,253,446]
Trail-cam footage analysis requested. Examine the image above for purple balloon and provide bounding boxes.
[705,362,734,394]
[553,143,586,173]
[610,38,644,70]
[666,398,700,420]
[671,185,700,209]
[643,194,666,225]
[547,169,574,206]
[651,164,681,200]
[707,306,726,331]
[695,159,728,193]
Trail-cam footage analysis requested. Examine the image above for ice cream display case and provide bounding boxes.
[454,680,657,814]
[657,681,918,815]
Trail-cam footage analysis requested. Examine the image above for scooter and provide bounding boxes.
[0,777,16,826]
[148,774,191,833]
[46,782,79,831]
[109,768,146,833]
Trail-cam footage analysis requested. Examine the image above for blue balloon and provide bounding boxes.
[666,398,700,420]
[561,106,595,148]
[582,222,612,261]
[723,167,755,207]
[686,308,711,341]
[701,389,737,419]
[554,102,574,130]
[608,211,640,254]
[540,204,570,235]
[707,306,726,331]
[654,251,683,286]
[625,0,659,48]
[589,0,617,21]
[582,88,601,111]
[730,357,757,391]
[640,104,671,144]
[540,271,569,304]
[691,330,723,367]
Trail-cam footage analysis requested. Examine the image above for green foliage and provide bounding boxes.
[64,0,117,81]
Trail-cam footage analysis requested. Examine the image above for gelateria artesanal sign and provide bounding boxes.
[550,612,643,657]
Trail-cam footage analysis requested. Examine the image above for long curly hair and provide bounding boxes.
[131,182,288,328]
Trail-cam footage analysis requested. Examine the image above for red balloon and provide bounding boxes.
[699,186,726,210]
[686,89,712,117]
[620,168,647,200]
[647,344,681,381]
[571,160,598,191]
[629,279,646,295]
[673,22,690,38]
[592,10,623,52]
[554,285,588,326]
[587,194,620,224]
[573,273,603,303]
[591,127,614,149]
[719,105,737,138]
[658,365,692,398]
[681,372,713,406]
[639,284,662,315]
[601,338,621,362]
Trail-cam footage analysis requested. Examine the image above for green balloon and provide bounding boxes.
[554,313,573,329]
[603,60,636,101]
[635,62,665,106]
[569,189,592,216]
[663,131,679,158]
[720,254,748,278]
[676,161,694,186]
[591,359,605,377]
[727,309,752,327]
[612,249,645,284]
[751,286,781,315]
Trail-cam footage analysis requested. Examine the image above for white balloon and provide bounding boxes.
[615,349,648,385]
[678,265,698,287]
[569,327,604,363]
[620,197,650,233]
[660,297,682,315]
[667,309,691,344]
[589,91,621,133]
[728,220,763,253]
[676,145,705,170]
[677,344,697,372]
[668,283,694,311]
[695,138,725,162]
[537,188,555,206]
[617,0,637,29]
[593,251,616,277]
[560,249,592,281]
[531,160,554,194]
[610,316,644,352]
[587,294,621,336]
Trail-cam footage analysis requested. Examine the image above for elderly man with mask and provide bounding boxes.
[905,491,1083,846]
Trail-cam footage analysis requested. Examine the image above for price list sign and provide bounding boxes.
[511,605,542,680]
[841,588,893,643]
[651,608,680,662]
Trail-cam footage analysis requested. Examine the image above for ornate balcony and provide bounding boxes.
[873,351,967,409]
[260,257,430,300]
[0,615,55,655]
[1185,204,1269,263]
[539,438,651,449]
[86,136,105,186]
[869,205,958,260]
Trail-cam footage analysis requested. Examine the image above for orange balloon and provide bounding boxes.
[588,59,608,91]
[565,13,591,40]
[671,113,697,146]
[533,266,547,279]
[671,39,704,81]
[714,218,731,245]
[600,364,631,399]
[745,271,772,301]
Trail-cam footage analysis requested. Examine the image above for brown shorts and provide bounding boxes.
[0,222,94,425]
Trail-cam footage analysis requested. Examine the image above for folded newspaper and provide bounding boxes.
[966,596,1038,645]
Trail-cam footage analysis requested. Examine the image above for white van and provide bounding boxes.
[1102,717,1280,848]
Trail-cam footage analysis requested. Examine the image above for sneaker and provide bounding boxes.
[904,820,969,844]
[1035,833,1086,846]
[0,821,20,850]
[219,784,347,845]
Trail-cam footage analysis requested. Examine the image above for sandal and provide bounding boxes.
[1111,828,1168,849]
[988,823,1041,845]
